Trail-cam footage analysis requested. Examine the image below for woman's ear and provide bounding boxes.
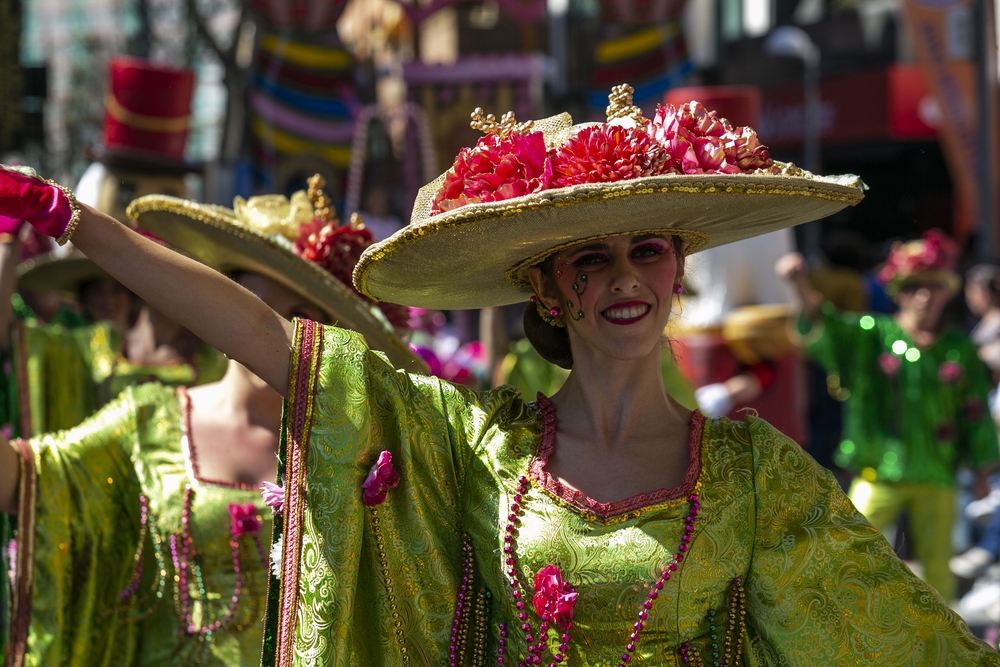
[527,264,561,310]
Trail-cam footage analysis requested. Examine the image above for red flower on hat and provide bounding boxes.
[649,102,772,175]
[431,131,551,214]
[877,229,960,288]
[549,123,670,188]
[532,564,578,630]
[294,218,410,329]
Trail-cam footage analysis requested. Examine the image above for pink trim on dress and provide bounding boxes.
[7,439,36,667]
[529,394,704,521]
[275,319,324,667]
[177,386,262,491]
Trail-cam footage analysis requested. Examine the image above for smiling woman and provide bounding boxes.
[0,86,992,667]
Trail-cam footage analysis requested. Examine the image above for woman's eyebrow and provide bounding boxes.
[631,234,670,244]
[567,242,609,254]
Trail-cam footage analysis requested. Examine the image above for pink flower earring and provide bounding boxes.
[674,284,684,294]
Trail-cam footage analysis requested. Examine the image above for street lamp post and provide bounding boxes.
[765,26,822,264]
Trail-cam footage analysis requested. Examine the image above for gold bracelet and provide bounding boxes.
[47,179,81,246]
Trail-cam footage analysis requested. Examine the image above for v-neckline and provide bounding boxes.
[528,393,705,522]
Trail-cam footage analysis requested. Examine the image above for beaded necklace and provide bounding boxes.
[499,474,701,666]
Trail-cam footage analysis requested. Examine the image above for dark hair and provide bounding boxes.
[522,235,684,370]
[967,264,1000,306]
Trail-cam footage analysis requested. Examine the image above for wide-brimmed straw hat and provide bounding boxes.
[354,85,866,310]
[127,181,427,373]
[18,252,110,293]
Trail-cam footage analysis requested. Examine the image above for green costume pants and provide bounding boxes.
[849,479,956,601]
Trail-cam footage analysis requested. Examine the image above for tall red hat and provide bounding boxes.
[102,57,195,165]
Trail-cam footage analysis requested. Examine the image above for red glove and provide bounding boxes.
[0,165,79,244]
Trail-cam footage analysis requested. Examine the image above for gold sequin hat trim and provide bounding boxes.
[17,251,110,293]
[353,108,866,311]
[127,195,427,373]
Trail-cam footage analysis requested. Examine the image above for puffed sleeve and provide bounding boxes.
[9,384,175,666]
[263,320,520,667]
[743,417,993,665]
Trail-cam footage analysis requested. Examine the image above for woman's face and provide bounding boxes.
[79,278,131,325]
[966,282,992,317]
[895,280,953,329]
[528,233,682,363]
[237,273,327,323]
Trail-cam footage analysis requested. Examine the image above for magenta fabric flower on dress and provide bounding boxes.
[261,481,285,515]
[878,353,901,377]
[361,450,401,506]
[431,132,552,214]
[938,361,964,384]
[532,564,578,630]
[229,503,263,536]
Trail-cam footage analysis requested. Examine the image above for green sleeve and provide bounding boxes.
[20,386,149,666]
[13,321,98,436]
[266,322,519,666]
[744,418,991,664]
[795,302,864,378]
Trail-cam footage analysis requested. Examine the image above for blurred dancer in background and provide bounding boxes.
[778,231,999,602]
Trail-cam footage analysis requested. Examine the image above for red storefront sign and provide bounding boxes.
[757,65,938,148]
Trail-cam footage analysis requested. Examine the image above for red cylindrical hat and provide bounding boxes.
[663,86,761,129]
[103,57,195,160]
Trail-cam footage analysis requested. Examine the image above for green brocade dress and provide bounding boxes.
[262,319,994,667]
[798,304,999,484]
[9,320,228,437]
[6,383,272,667]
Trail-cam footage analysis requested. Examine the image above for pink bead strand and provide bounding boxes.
[173,485,249,636]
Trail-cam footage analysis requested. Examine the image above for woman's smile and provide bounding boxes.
[601,300,651,325]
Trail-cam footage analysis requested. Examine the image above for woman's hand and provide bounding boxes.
[775,252,823,320]
[0,165,76,242]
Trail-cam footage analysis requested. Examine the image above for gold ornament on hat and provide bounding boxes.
[470,108,535,138]
[307,174,336,223]
[606,84,644,124]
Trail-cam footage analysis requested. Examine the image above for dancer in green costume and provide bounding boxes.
[0,178,422,666]
[0,90,996,665]
[779,231,999,602]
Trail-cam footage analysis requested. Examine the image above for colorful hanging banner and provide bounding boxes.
[901,0,999,237]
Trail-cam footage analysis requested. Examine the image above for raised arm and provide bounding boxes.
[71,204,294,393]
[774,252,823,321]
[0,166,293,394]
[0,234,20,352]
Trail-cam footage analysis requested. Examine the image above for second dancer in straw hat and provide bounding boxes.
[0,176,420,666]
[0,86,992,664]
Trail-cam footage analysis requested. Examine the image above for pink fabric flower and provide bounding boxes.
[229,503,263,537]
[549,123,670,188]
[532,564,578,630]
[431,132,551,214]
[361,450,401,506]
[939,361,964,384]
[878,353,901,377]
[261,481,285,515]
